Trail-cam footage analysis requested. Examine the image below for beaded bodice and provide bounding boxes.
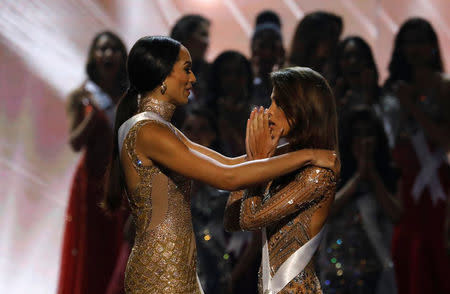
[231,166,336,293]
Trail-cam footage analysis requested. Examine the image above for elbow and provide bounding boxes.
[220,168,241,191]
[239,215,258,231]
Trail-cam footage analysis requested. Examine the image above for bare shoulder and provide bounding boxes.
[138,120,177,143]
[136,121,186,154]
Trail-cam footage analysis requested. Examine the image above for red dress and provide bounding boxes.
[391,137,450,294]
[57,100,123,294]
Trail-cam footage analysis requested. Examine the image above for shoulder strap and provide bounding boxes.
[118,112,172,154]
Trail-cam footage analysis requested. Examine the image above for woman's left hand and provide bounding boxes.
[246,107,282,160]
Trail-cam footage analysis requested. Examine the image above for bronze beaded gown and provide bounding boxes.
[119,102,203,294]
[227,166,336,294]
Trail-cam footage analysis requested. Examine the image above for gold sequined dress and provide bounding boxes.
[119,99,203,294]
[226,166,336,294]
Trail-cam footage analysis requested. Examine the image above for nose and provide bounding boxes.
[104,48,113,58]
[267,105,273,117]
[190,72,197,84]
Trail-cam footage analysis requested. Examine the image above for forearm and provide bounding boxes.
[68,111,95,151]
[224,190,245,232]
[239,188,265,230]
[226,149,314,191]
[175,128,247,165]
[370,171,403,223]
[239,168,334,230]
[194,144,247,165]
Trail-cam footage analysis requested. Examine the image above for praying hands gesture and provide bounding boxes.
[245,106,283,160]
[245,106,339,175]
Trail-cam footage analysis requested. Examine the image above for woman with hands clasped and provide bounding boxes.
[381,18,450,294]
[225,67,340,294]
[318,106,400,294]
[103,37,337,294]
[59,31,128,294]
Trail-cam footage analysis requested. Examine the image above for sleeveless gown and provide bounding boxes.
[58,81,123,294]
[118,100,203,294]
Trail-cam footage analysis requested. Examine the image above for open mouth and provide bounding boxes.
[103,60,115,68]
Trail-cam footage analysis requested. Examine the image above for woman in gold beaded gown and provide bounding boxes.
[103,37,338,294]
[225,67,340,294]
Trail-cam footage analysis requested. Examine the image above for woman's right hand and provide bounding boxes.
[246,106,283,160]
[311,149,340,176]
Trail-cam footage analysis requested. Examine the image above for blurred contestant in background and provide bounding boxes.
[58,31,128,294]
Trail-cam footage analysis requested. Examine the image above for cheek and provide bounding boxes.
[181,74,189,86]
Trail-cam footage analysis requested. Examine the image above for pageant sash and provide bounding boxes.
[85,80,116,128]
[357,193,393,268]
[410,130,447,205]
[262,226,325,294]
[118,111,171,153]
[197,274,205,294]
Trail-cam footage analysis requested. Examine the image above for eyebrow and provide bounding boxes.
[184,61,192,66]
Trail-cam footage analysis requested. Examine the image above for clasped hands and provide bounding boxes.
[245,106,339,175]
[245,106,281,160]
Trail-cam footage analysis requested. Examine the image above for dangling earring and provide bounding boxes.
[137,93,142,107]
[160,82,167,95]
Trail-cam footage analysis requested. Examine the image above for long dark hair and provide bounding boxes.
[386,17,443,86]
[289,11,342,67]
[86,31,128,88]
[271,67,339,155]
[336,36,379,83]
[104,36,181,211]
[170,14,210,44]
[340,105,396,192]
[207,50,253,104]
[335,36,380,99]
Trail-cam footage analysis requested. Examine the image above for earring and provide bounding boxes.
[160,82,167,95]
[137,93,142,107]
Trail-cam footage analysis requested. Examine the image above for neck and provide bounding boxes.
[139,96,176,121]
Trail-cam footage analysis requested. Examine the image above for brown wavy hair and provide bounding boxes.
[271,67,339,156]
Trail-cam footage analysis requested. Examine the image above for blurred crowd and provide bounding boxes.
[59,9,450,294]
